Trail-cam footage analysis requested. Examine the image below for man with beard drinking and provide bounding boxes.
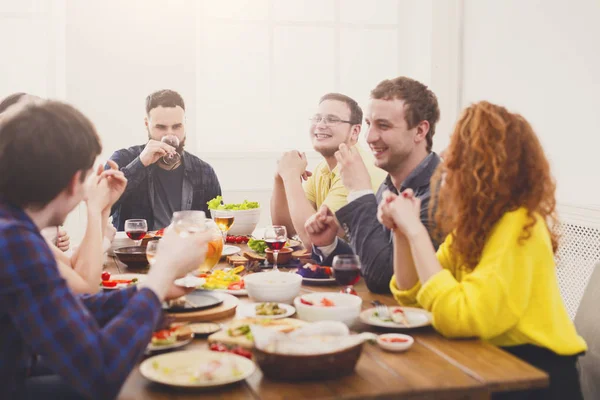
[109,89,221,230]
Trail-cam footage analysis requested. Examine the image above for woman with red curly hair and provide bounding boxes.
[378,101,586,399]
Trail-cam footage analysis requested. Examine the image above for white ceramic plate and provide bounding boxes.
[200,287,248,296]
[237,302,296,319]
[360,306,432,329]
[140,349,255,388]
[100,273,146,290]
[222,245,241,257]
[301,277,336,284]
[146,336,193,353]
[174,275,206,288]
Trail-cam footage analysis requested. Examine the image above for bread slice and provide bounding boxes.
[243,251,266,262]
[227,255,248,265]
[174,325,193,341]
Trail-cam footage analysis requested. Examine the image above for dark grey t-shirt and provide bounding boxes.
[152,164,184,230]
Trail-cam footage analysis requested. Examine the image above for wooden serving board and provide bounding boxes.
[166,292,239,323]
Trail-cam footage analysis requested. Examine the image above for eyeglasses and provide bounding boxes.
[309,115,356,126]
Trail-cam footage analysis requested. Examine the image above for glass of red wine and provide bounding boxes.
[264,225,287,271]
[124,219,148,246]
[332,255,361,296]
[161,135,181,167]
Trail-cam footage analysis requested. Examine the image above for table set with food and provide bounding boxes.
[103,198,549,400]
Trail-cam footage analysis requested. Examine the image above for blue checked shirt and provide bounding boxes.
[0,202,163,399]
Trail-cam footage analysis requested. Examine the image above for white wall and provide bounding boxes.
[1,0,458,242]
[461,0,600,208]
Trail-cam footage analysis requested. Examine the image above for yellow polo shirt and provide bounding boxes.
[303,145,387,212]
[390,208,586,356]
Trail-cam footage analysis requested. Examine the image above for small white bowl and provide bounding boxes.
[294,292,362,327]
[377,333,414,352]
[244,271,302,304]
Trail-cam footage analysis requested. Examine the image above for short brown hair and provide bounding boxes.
[319,93,363,125]
[146,89,185,115]
[0,101,102,208]
[0,92,27,114]
[371,77,440,152]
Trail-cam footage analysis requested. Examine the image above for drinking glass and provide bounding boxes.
[161,135,181,166]
[146,239,159,267]
[171,211,206,237]
[264,225,287,271]
[332,255,361,295]
[212,210,235,245]
[124,219,148,246]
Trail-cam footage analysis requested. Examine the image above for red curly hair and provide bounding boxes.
[430,101,558,269]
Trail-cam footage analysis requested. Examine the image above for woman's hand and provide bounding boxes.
[378,189,423,237]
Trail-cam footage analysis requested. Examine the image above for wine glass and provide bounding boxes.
[171,210,207,236]
[332,255,361,295]
[146,239,159,267]
[264,225,287,271]
[124,219,148,246]
[212,210,235,246]
[161,135,181,166]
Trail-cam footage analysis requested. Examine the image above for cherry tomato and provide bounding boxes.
[101,271,111,281]
[243,236,250,243]
[102,281,117,287]
[234,236,242,244]
[227,280,245,291]
[232,347,253,359]
[153,330,171,340]
[382,337,408,343]
[209,343,228,352]
[320,298,335,307]
[300,298,313,306]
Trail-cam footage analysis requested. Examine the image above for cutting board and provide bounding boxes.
[166,292,239,323]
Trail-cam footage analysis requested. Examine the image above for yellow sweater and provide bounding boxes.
[390,208,586,356]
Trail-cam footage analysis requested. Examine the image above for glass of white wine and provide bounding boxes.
[146,240,159,267]
[212,210,235,245]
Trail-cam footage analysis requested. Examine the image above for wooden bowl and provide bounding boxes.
[253,341,364,381]
[114,246,149,270]
[265,247,293,265]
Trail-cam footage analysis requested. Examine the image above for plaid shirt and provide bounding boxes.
[109,145,222,231]
[315,152,442,294]
[0,202,163,399]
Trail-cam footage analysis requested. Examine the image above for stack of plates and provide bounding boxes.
[108,231,135,256]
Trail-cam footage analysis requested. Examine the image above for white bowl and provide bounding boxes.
[244,271,302,304]
[293,292,362,327]
[377,333,414,352]
[211,208,261,236]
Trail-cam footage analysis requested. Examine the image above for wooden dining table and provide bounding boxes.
[106,248,548,400]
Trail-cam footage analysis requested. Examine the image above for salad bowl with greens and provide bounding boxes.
[207,196,261,236]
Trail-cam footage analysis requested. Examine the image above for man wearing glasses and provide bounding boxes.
[304,77,442,294]
[271,93,386,248]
